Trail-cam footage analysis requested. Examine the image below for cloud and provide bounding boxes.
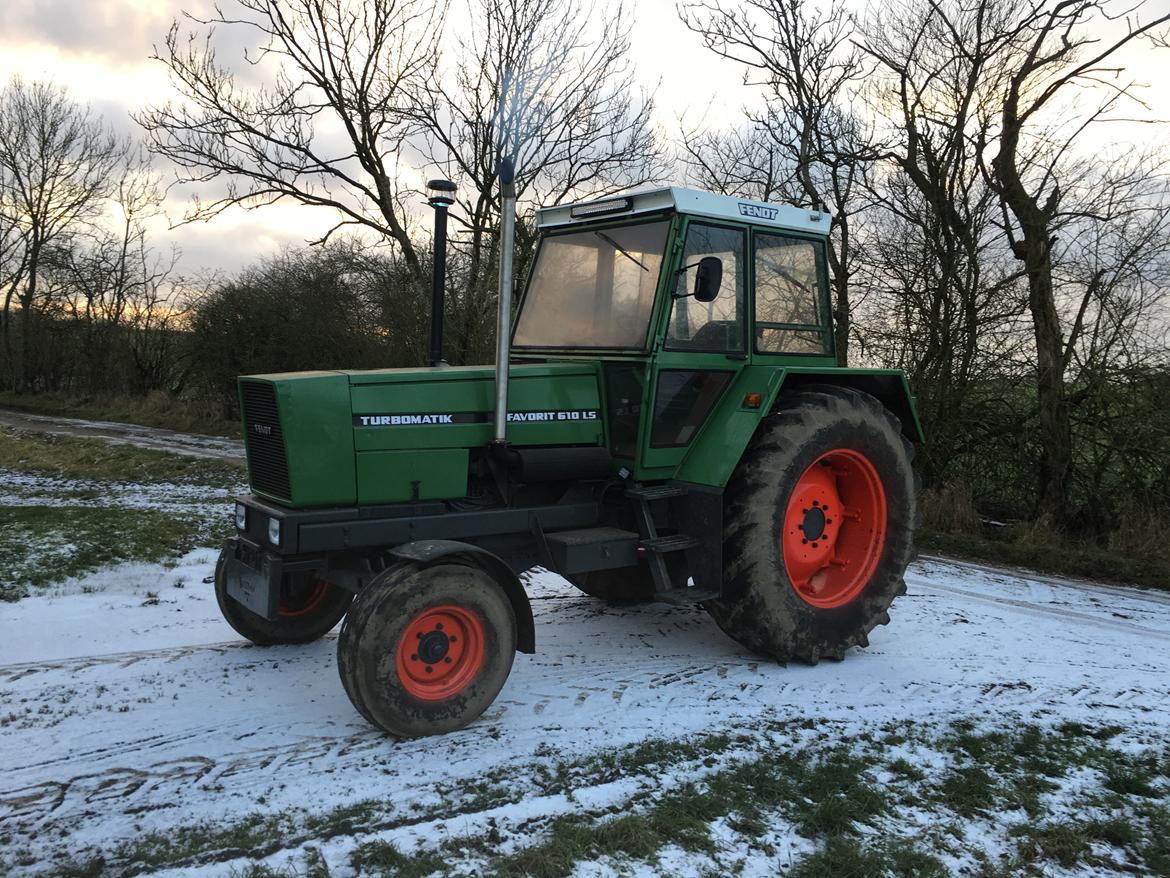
[0,0,174,68]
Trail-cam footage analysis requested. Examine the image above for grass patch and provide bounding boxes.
[118,814,285,870]
[484,744,887,878]
[789,835,948,878]
[0,427,243,487]
[0,390,241,437]
[1012,821,1092,868]
[350,840,443,878]
[0,506,226,600]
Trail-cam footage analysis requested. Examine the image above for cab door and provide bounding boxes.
[638,219,750,477]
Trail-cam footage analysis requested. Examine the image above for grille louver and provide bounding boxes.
[241,381,291,500]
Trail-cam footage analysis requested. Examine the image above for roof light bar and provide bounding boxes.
[569,197,632,219]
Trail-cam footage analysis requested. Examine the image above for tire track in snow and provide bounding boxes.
[0,638,300,684]
[907,575,1170,641]
[3,648,1166,831]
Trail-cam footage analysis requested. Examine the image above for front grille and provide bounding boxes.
[241,381,291,500]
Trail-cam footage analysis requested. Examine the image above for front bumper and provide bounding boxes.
[221,536,322,621]
[221,536,283,620]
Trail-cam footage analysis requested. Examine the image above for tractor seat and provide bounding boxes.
[675,320,743,352]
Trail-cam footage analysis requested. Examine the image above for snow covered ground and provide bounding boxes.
[1,550,1168,876]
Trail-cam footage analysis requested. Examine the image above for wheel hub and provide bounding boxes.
[395,605,486,701]
[417,630,450,664]
[799,505,827,542]
[781,449,887,609]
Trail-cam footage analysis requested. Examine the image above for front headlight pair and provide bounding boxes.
[234,502,281,546]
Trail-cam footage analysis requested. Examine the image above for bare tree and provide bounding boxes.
[415,0,665,363]
[978,0,1170,518]
[138,0,446,284]
[59,152,183,393]
[681,0,879,364]
[854,0,1036,484]
[678,120,798,205]
[0,77,123,392]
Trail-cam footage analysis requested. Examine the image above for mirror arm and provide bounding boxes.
[671,259,705,299]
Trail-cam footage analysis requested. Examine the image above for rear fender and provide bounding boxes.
[675,366,922,488]
[775,369,923,443]
[388,540,535,654]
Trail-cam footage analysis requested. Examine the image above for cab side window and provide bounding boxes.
[665,224,746,352]
[753,233,831,355]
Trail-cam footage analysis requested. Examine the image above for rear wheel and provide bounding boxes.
[214,553,352,646]
[338,561,517,737]
[706,386,917,663]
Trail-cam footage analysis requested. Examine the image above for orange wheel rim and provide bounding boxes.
[395,605,486,701]
[781,448,887,609]
[278,578,330,618]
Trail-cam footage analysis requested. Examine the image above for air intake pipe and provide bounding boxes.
[492,158,517,445]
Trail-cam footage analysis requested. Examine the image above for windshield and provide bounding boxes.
[513,220,670,349]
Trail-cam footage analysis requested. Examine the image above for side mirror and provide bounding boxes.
[693,256,722,302]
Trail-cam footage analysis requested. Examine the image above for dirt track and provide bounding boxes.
[0,407,244,461]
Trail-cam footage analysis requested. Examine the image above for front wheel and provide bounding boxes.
[337,561,517,737]
[214,552,352,645]
[706,386,917,663]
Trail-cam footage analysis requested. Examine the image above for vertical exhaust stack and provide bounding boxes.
[492,158,517,445]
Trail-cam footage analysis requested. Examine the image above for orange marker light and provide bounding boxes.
[743,392,762,408]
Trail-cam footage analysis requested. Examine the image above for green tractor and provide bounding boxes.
[216,179,922,738]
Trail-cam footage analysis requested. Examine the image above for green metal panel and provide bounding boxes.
[241,371,357,507]
[356,449,468,503]
[672,366,786,486]
[349,363,604,452]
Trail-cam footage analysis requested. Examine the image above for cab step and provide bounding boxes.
[640,534,702,553]
[625,484,687,501]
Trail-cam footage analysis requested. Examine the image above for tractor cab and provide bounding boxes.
[510,188,835,481]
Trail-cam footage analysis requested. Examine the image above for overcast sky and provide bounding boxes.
[2,0,1166,282]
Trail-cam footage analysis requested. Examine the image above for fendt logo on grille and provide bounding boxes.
[252,423,273,436]
[738,203,779,220]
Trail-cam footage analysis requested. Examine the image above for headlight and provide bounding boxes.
[235,503,247,531]
[268,517,281,546]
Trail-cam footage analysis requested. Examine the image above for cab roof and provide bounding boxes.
[535,186,833,236]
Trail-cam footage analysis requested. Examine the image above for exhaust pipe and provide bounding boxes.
[492,158,517,444]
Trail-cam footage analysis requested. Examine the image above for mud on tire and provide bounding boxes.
[705,386,917,663]
[214,553,352,646]
[337,561,517,738]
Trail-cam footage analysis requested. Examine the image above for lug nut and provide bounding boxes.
[425,666,433,673]
[444,657,452,664]
[411,653,418,661]
[436,623,444,631]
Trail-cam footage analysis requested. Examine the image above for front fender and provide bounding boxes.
[388,540,535,654]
